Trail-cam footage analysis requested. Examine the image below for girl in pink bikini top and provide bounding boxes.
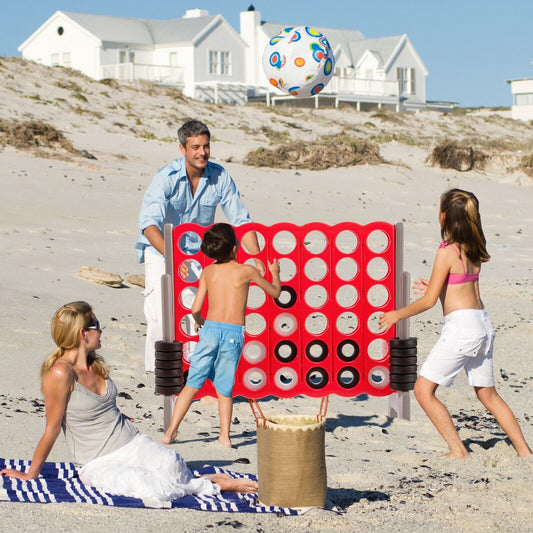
[439,241,480,284]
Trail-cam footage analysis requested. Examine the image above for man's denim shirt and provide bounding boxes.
[135,158,251,263]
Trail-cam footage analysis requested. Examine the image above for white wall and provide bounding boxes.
[20,13,101,79]
[509,79,533,121]
[194,21,245,83]
[385,39,426,103]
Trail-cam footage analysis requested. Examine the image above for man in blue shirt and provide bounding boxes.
[136,120,264,371]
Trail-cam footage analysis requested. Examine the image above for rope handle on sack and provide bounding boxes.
[249,399,267,428]
[317,395,329,422]
[249,396,329,427]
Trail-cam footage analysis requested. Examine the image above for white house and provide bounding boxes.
[239,7,428,110]
[507,76,533,121]
[18,9,249,103]
[19,6,429,109]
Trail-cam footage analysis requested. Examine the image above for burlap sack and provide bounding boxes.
[256,414,327,508]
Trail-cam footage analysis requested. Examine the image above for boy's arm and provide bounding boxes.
[191,272,208,329]
[249,260,281,298]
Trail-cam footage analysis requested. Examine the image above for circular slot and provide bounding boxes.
[304,285,328,308]
[335,230,358,254]
[243,368,267,391]
[273,230,297,254]
[336,284,358,308]
[335,257,358,281]
[303,230,327,254]
[275,285,297,309]
[336,339,360,362]
[306,367,329,389]
[243,341,267,364]
[367,338,389,361]
[273,312,298,336]
[337,367,360,389]
[366,229,390,254]
[304,257,328,282]
[274,340,298,363]
[179,231,202,255]
[245,313,267,336]
[274,367,298,390]
[305,340,329,362]
[368,365,389,389]
[247,285,266,309]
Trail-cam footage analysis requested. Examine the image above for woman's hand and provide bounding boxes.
[0,468,37,480]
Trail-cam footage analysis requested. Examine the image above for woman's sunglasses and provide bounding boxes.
[86,320,101,332]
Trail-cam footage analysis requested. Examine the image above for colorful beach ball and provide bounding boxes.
[262,26,335,97]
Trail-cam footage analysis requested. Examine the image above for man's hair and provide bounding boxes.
[178,120,211,146]
[201,223,238,263]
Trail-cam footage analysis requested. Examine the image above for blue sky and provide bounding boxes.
[1,1,532,107]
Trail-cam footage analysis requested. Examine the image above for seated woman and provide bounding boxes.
[0,301,257,504]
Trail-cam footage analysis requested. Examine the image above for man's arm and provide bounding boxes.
[143,225,165,256]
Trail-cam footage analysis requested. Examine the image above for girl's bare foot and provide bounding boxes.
[444,450,470,459]
[207,473,258,493]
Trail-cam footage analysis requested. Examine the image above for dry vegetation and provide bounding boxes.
[244,134,383,170]
[427,142,487,171]
[1,57,533,177]
[0,118,85,159]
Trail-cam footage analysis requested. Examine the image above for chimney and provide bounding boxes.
[183,8,209,18]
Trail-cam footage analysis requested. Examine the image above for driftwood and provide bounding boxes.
[77,266,124,288]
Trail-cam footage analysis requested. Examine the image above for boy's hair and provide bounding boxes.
[440,188,490,263]
[201,223,238,263]
[178,120,210,146]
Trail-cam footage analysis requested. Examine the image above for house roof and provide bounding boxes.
[349,35,405,69]
[259,22,427,74]
[61,11,219,45]
[260,21,365,49]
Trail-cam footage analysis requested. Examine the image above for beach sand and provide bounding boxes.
[0,58,532,532]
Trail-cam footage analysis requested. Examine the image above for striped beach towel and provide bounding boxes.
[0,459,299,514]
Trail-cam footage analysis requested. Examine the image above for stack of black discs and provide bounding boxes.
[154,340,184,395]
[389,337,418,391]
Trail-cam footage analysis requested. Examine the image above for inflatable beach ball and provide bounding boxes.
[262,26,335,97]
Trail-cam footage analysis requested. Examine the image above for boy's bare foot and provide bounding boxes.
[218,436,234,449]
[207,473,258,493]
[160,432,177,445]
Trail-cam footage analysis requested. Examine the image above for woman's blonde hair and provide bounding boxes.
[440,188,490,263]
[40,301,109,381]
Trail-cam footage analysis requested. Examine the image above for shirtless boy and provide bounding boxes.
[161,223,281,448]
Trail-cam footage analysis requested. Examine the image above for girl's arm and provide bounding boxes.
[0,365,73,480]
[191,272,208,331]
[379,248,451,332]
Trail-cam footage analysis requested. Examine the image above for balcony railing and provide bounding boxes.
[100,63,185,84]
[324,76,399,97]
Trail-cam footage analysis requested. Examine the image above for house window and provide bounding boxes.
[57,26,64,36]
[119,51,135,64]
[397,67,415,94]
[209,50,231,75]
[209,50,219,74]
[51,53,60,66]
[169,52,178,66]
[62,52,71,68]
[515,93,533,105]
[220,51,231,75]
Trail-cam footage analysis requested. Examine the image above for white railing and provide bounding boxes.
[323,76,399,97]
[193,81,251,105]
[100,63,185,85]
